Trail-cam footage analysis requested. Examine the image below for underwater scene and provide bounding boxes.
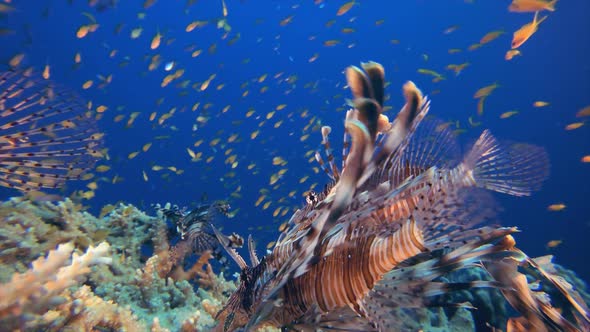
[1,0,589,331]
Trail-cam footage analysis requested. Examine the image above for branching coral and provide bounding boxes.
[0,197,104,281]
[0,242,112,330]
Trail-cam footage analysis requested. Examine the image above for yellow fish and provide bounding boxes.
[509,0,557,13]
[533,101,549,107]
[576,105,590,117]
[511,11,547,49]
[547,203,566,211]
[565,122,584,131]
[474,82,500,99]
[505,49,522,60]
[546,239,562,249]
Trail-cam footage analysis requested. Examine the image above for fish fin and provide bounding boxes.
[346,65,373,102]
[210,224,248,269]
[0,70,103,192]
[247,68,428,331]
[354,98,381,144]
[246,65,388,329]
[522,254,590,327]
[378,81,429,162]
[341,112,352,170]
[463,130,549,196]
[486,256,574,331]
[316,125,340,181]
[315,150,335,181]
[288,305,377,332]
[547,0,558,11]
[416,188,500,251]
[536,13,549,27]
[247,234,260,266]
[386,116,461,187]
[361,61,385,108]
[361,227,521,331]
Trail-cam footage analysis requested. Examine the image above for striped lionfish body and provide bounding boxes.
[213,62,590,332]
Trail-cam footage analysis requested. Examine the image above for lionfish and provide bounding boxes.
[212,62,590,331]
[0,69,103,193]
[156,200,244,273]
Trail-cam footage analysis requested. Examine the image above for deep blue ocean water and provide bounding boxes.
[1,0,589,284]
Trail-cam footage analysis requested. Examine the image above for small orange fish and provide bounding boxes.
[337,1,355,16]
[150,32,162,50]
[445,62,470,76]
[280,15,294,26]
[468,43,482,51]
[474,82,500,99]
[500,110,519,119]
[323,39,341,47]
[42,64,50,80]
[480,30,504,44]
[533,101,549,107]
[505,49,522,60]
[581,155,590,163]
[511,11,547,49]
[565,122,584,131]
[9,53,24,67]
[509,0,557,13]
[576,105,590,117]
[547,203,566,211]
[546,240,562,249]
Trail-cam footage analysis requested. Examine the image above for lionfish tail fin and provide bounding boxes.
[463,130,549,196]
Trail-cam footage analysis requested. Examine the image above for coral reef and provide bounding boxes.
[0,242,115,330]
[0,197,236,331]
[1,196,586,331]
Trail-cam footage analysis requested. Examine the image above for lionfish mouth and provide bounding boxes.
[212,62,589,332]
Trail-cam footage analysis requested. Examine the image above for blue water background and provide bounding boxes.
[1,0,589,282]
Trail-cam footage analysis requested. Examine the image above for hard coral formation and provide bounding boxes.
[0,242,112,330]
[0,197,104,282]
[0,197,237,331]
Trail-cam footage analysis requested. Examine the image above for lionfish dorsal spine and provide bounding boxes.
[248,234,260,266]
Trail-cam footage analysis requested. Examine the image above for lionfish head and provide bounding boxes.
[214,266,259,332]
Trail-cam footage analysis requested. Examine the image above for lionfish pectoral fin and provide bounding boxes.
[210,224,247,269]
[525,255,590,325]
[385,116,462,187]
[346,64,374,102]
[354,98,381,143]
[289,305,377,332]
[361,227,521,331]
[463,130,549,196]
[369,81,430,184]
[487,250,590,331]
[361,61,385,108]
